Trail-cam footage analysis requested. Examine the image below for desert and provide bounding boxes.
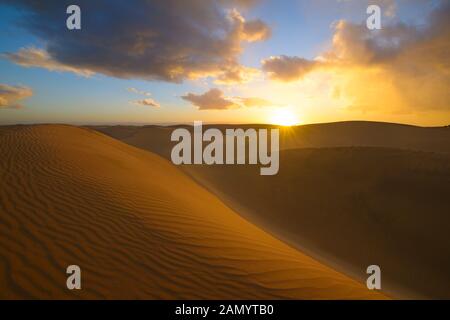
[95,121,450,299]
[0,124,387,299]
[1,0,449,303]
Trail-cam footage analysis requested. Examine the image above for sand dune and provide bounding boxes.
[183,148,450,299]
[93,121,450,160]
[93,121,450,299]
[0,125,384,299]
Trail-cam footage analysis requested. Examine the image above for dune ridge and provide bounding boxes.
[93,121,450,160]
[0,125,384,299]
[92,121,450,299]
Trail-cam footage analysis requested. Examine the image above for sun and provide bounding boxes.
[268,107,300,126]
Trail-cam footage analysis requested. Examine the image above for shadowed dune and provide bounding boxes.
[93,121,450,299]
[0,125,385,299]
[183,148,450,299]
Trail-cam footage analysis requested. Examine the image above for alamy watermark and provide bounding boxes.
[170,121,279,175]
[66,265,81,290]
[367,5,382,30]
[366,264,381,290]
[66,5,81,30]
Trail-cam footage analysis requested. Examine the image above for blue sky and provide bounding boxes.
[0,0,447,126]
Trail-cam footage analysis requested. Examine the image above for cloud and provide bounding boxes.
[0,84,33,109]
[234,97,275,108]
[261,55,318,82]
[133,98,160,108]
[182,88,238,110]
[219,0,261,9]
[182,88,274,110]
[336,0,397,17]
[261,1,450,113]
[3,0,270,84]
[127,87,151,96]
[214,65,260,85]
[4,47,94,77]
[127,87,159,107]
[242,19,271,41]
[382,0,397,18]
[230,10,271,42]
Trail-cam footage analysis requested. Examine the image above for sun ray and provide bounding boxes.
[268,107,301,126]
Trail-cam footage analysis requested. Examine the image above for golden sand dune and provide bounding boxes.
[183,148,450,299]
[0,125,384,299]
[93,121,450,298]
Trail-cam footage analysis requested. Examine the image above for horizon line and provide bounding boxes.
[1,120,449,129]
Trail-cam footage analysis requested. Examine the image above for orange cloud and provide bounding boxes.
[182,88,275,110]
[133,98,160,108]
[261,1,450,115]
[262,55,318,82]
[0,84,33,109]
[182,89,238,110]
[4,47,94,77]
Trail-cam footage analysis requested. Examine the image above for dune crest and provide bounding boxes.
[0,125,384,299]
[92,121,450,299]
[93,121,450,160]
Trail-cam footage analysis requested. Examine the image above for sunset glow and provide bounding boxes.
[268,108,301,126]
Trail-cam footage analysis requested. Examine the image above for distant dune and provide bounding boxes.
[93,121,450,299]
[93,121,450,160]
[0,125,384,299]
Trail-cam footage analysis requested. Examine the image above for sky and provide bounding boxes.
[0,0,448,126]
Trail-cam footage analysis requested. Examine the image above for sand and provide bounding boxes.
[0,125,385,299]
[93,121,450,160]
[183,148,450,299]
[93,121,450,299]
